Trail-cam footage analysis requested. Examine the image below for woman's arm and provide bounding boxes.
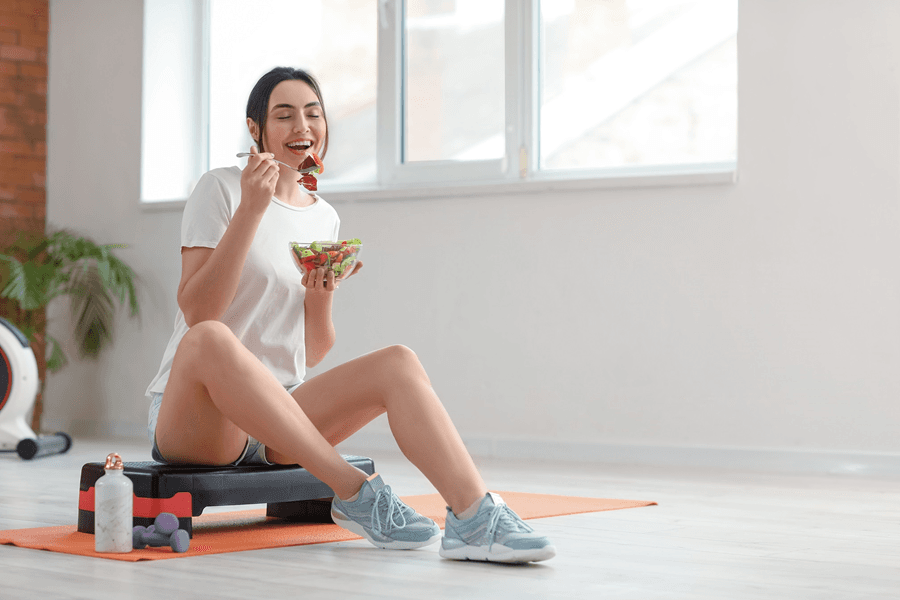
[305,291,335,368]
[303,266,337,367]
[177,206,264,326]
[177,150,279,327]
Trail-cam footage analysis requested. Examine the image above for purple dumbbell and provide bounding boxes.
[133,512,190,552]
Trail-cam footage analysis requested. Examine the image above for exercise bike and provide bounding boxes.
[0,316,71,459]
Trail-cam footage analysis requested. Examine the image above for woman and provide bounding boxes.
[145,67,554,563]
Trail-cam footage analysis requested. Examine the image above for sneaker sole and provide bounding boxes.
[331,508,441,550]
[439,543,557,563]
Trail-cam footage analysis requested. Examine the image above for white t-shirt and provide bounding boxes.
[145,166,340,399]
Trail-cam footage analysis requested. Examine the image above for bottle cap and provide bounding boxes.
[104,453,124,470]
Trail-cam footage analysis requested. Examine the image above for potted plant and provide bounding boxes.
[0,228,141,434]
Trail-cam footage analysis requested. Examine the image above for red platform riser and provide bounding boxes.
[79,487,193,517]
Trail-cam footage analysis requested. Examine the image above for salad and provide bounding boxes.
[299,153,323,192]
[290,238,362,278]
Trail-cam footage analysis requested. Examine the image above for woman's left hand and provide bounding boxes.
[336,259,363,282]
[302,260,363,292]
[302,267,336,294]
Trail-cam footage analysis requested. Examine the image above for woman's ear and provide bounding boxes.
[246,117,260,145]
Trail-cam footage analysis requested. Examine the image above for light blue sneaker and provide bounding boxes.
[331,474,441,550]
[440,492,556,563]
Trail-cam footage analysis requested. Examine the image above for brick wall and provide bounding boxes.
[0,0,48,433]
[0,0,47,247]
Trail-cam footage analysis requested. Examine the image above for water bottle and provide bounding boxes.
[94,452,133,553]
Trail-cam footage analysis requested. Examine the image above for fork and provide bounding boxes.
[236,152,319,174]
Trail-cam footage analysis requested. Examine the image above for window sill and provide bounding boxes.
[321,163,737,204]
[138,163,737,211]
[140,199,189,212]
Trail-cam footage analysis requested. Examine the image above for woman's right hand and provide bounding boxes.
[240,145,279,214]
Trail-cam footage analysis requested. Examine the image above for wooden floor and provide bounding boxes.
[0,437,897,599]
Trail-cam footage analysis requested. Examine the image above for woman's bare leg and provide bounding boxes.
[155,320,369,500]
[266,345,489,515]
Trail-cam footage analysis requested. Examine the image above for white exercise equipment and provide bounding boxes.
[0,316,71,459]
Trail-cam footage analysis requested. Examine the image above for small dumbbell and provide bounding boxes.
[133,512,190,553]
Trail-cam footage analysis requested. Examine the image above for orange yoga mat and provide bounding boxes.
[0,491,656,562]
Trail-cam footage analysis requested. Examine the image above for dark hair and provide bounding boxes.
[245,67,329,159]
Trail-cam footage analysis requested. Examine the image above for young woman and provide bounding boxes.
[145,67,555,564]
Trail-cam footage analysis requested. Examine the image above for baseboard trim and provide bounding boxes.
[46,418,900,477]
[336,431,900,477]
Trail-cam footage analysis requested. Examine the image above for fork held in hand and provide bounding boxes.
[236,152,318,174]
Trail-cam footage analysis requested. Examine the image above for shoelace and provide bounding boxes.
[484,503,534,549]
[370,485,408,537]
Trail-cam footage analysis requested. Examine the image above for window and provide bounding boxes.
[405,0,506,162]
[538,0,738,174]
[207,0,377,186]
[141,0,206,203]
[141,0,378,203]
[376,0,509,185]
[140,0,737,204]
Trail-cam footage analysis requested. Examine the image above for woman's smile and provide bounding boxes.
[285,139,315,158]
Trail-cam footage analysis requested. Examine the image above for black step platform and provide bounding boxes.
[77,455,375,538]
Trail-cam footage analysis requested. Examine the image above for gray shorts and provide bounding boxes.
[148,382,303,466]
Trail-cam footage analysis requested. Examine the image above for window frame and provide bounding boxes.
[346,0,736,201]
[375,0,515,187]
[139,0,210,209]
[139,0,737,210]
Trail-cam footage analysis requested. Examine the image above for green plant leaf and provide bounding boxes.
[68,259,114,358]
[4,228,140,366]
[107,254,140,316]
[0,255,26,300]
[0,257,58,310]
[25,238,51,262]
[45,334,68,372]
[96,256,113,292]
[17,323,36,343]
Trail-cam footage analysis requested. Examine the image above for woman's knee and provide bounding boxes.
[188,319,233,338]
[381,344,430,384]
[184,320,236,352]
[176,320,238,370]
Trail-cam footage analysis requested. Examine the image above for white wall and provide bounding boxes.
[44,0,900,474]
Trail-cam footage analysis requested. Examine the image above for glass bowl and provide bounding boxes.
[289,239,362,280]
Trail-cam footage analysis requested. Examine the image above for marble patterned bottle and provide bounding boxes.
[94,452,133,553]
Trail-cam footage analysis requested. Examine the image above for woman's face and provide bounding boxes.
[250,79,327,172]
